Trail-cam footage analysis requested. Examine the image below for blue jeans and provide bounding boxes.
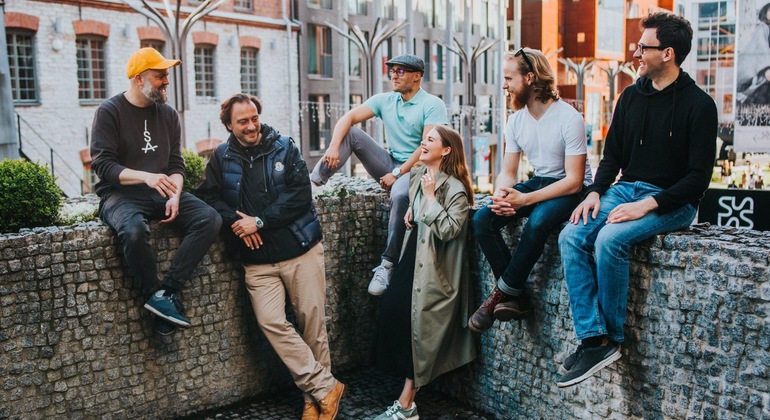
[100,190,222,299]
[558,181,696,343]
[473,177,584,296]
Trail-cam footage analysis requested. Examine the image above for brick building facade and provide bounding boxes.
[5,0,299,196]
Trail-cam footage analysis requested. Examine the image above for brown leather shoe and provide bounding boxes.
[493,293,533,321]
[301,400,320,420]
[318,381,346,420]
[468,287,510,333]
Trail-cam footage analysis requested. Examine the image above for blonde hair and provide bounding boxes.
[504,48,559,103]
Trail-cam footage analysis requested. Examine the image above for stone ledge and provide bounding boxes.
[1,180,768,419]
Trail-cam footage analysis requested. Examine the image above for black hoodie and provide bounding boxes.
[587,70,717,213]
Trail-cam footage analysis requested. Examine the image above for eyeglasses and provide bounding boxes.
[515,48,534,73]
[388,67,417,78]
[637,43,668,54]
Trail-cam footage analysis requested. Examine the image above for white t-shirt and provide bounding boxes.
[504,100,593,186]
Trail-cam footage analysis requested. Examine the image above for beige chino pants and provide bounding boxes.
[243,243,337,401]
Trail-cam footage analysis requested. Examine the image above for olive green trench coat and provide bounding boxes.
[403,166,477,388]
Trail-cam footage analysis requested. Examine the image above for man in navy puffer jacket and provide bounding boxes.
[196,94,345,420]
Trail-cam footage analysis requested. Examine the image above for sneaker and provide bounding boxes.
[368,260,394,296]
[144,291,191,328]
[556,343,622,388]
[493,292,533,321]
[154,316,177,336]
[373,400,419,420]
[561,344,587,371]
[317,381,346,420]
[467,287,510,333]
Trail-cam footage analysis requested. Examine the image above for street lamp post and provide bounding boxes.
[444,37,498,172]
[121,0,228,147]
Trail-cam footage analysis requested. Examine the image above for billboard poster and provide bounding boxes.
[734,0,770,152]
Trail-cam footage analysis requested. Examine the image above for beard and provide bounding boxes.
[141,82,167,104]
[511,86,531,111]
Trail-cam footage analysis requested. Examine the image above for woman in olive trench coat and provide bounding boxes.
[373,126,476,420]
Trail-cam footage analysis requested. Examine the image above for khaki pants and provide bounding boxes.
[243,243,336,401]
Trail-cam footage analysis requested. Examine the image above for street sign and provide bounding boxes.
[698,188,770,231]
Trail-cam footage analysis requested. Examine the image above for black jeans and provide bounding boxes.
[100,190,222,299]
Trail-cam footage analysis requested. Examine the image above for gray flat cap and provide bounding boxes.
[385,54,425,73]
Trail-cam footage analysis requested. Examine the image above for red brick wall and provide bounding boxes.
[73,20,110,37]
[5,12,39,31]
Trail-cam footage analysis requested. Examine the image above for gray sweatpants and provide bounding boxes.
[310,127,410,264]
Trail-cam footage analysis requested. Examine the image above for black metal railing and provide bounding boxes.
[16,113,84,197]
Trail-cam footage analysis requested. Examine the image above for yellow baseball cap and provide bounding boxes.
[126,47,181,79]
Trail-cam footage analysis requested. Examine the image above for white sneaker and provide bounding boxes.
[368,260,394,296]
[373,400,419,420]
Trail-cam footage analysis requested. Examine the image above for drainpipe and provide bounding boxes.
[281,0,299,141]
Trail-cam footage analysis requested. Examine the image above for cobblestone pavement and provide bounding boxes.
[180,367,491,420]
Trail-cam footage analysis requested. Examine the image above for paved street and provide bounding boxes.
[179,367,490,420]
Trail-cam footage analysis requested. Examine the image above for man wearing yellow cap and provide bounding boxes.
[90,48,222,335]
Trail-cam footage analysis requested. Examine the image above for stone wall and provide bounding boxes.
[1,181,769,419]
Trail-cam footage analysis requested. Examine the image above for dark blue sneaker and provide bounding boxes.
[556,343,621,388]
[144,291,191,328]
[154,316,177,335]
[562,343,587,371]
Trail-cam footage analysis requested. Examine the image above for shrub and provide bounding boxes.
[182,148,205,192]
[0,159,62,233]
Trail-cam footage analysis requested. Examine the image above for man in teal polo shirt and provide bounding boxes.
[310,54,448,296]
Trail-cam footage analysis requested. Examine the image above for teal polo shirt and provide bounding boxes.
[364,88,448,162]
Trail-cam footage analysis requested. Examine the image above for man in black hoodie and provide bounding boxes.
[196,94,345,420]
[556,12,717,387]
[91,48,222,336]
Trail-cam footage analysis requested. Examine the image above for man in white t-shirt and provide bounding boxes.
[468,48,593,333]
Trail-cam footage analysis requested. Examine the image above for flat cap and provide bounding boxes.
[385,54,425,73]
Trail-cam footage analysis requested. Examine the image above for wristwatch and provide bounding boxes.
[392,166,402,179]
[254,216,264,229]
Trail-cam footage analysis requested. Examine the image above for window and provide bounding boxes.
[433,43,444,81]
[350,94,363,108]
[381,38,392,77]
[308,0,332,9]
[454,2,465,32]
[308,25,333,78]
[418,1,433,26]
[350,94,364,129]
[76,36,107,103]
[453,54,463,83]
[382,0,405,20]
[309,94,331,151]
[194,45,216,98]
[433,0,446,29]
[241,48,259,96]
[349,36,362,77]
[140,40,166,54]
[347,0,367,15]
[6,30,38,104]
[234,0,253,11]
